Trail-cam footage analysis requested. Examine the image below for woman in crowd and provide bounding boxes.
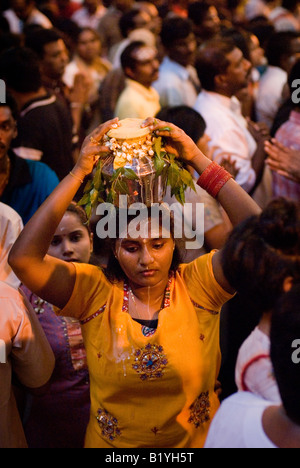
[63,27,111,134]
[21,202,92,448]
[9,117,260,448]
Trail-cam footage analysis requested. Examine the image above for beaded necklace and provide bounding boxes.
[122,273,173,315]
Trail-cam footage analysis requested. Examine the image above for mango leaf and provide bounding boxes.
[83,179,93,194]
[175,186,186,204]
[124,168,139,180]
[154,154,166,176]
[114,178,130,195]
[90,188,99,206]
[154,136,162,157]
[111,167,125,182]
[167,162,181,187]
[180,168,196,192]
[85,202,92,219]
[77,191,91,206]
[107,188,117,204]
[93,161,103,191]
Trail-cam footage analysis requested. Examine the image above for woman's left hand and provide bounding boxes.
[142,117,202,164]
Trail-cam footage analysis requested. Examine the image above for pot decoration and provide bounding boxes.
[79,118,196,219]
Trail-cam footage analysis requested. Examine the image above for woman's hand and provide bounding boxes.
[265,139,300,182]
[73,118,120,179]
[142,117,203,164]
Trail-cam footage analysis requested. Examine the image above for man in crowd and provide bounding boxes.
[0,92,59,224]
[256,31,300,129]
[3,0,52,33]
[97,0,135,61]
[153,16,200,108]
[115,41,160,119]
[194,38,271,207]
[25,27,90,148]
[0,46,73,181]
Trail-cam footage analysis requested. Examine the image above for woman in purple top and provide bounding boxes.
[21,202,93,448]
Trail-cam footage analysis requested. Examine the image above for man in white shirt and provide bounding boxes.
[256,31,300,129]
[153,16,200,108]
[115,41,160,119]
[205,285,300,448]
[0,203,23,289]
[194,39,271,205]
[3,0,52,34]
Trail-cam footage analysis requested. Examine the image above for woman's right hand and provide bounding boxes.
[73,118,120,179]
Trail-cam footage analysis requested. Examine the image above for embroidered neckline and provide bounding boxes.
[122,273,173,314]
[122,274,173,336]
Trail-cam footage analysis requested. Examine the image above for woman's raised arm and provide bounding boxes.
[144,118,262,293]
[9,119,120,309]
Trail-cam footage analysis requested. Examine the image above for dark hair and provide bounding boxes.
[24,27,64,59]
[75,26,101,44]
[282,0,300,12]
[160,16,193,48]
[103,207,183,283]
[271,284,300,424]
[247,17,275,50]
[265,31,300,67]
[119,9,143,38]
[156,105,206,143]
[0,46,42,93]
[0,32,22,54]
[221,197,300,314]
[0,92,19,120]
[67,201,91,234]
[120,40,146,73]
[221,27,251,61]
[188,1,211,25]
[195,38,235,92]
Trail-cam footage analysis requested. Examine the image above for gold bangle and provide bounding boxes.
[69,171,84,184]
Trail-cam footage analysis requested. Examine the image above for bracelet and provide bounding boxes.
[69,171,84,184]
[197,161,233,198]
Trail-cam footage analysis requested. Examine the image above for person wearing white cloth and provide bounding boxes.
[153,16,200,108]
[194,38,272,208]
[0,280,54,448]
[256,31,300,129]
[0,202,23,289]
[205,286,300,449]
[3,0,52,34]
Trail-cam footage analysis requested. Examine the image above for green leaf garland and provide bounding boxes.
[78,134,196,218]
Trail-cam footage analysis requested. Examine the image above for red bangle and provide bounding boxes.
[197,161,233,198]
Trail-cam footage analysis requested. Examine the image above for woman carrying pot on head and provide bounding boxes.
[9,117,260,449]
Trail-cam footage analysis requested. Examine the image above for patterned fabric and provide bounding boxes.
[21,286,90,448]
[56,252,234,448]
[273,111,300,202]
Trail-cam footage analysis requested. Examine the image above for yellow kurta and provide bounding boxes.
[57,251,233,448]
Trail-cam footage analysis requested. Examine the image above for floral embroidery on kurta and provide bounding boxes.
[96,408,121,441]
[188,391,211,427]
[132,343,168,381]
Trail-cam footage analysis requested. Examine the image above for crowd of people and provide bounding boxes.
[0,0,300,449]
